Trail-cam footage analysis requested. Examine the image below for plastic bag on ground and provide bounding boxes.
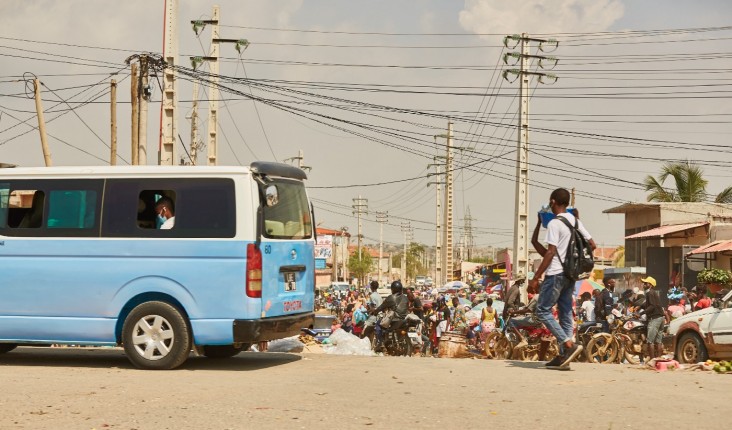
[322,328,374,356]
[267,336,305,353]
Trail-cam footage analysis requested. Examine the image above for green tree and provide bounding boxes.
[644,161,732,203]
[612,246,625,268]
[348,248,373,287]
[406,242,425,280]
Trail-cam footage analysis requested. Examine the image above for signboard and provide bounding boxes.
[315,258,327,270]
[315,235,333,259]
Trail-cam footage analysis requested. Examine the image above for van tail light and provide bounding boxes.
[246,243,262,298]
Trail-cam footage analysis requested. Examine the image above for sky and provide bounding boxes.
[1,0,731,254]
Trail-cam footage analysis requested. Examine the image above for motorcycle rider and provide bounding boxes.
[360,281,384,340]
[371,280,409,348]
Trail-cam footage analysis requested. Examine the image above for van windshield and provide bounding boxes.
[262,179,312,239]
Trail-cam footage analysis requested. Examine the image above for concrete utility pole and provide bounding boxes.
[110,79,117,165]
[443,121,454,282]
[376,211,388,284]
[428,151,445,285]
[284,150,311,171]
[340,226,349,282]
[463,206,475,261]
[138,55,150,165]
[130,63,139,165]
[503,33,558,279]
[352,196,368,261]
[159,0,178,165]
[188,78,200,165]
[32,79,52,167]
[401,222,413,282]
[207,5,220,166]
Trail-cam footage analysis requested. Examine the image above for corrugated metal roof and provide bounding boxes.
[687,240,732,255]
[625,222,708,239]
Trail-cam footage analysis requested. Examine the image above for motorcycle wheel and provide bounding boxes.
[494,335,513,360]
[586,333,618,364]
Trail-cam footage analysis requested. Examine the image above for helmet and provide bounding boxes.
[390,280,403,294]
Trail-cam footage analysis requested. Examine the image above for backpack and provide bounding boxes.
[555,216,594,281]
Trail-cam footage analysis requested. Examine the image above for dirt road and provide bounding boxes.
[0,347,728,429]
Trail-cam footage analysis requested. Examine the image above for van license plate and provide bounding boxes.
[284,272,296,291]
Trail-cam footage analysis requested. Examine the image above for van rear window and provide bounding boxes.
[262,179,312,239]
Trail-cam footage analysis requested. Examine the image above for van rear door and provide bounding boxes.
[256,176,314,318]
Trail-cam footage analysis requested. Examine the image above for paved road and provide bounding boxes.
[0,347,729,429]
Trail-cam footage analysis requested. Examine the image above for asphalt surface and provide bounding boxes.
[0,346,729,429]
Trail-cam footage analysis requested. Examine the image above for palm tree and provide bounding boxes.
[644,161,732,203]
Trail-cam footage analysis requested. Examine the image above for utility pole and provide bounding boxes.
[188,78,200,165]
[340,226,349,283]
[352,196,368,262]
[207,5,220,165]
[138,55,150,165]
[444,121,454,282]
[284,149,311,171]
[130,62,139,165]
[32,79,52,167]
[159,0,178,165]
[503,33,558,279]
[428,150,445,286]
[110,79,117,165]
[401,222,413,282]
[376,211,388,284]
[463,206,475,261]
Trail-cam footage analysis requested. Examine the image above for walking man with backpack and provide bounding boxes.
[527,188,597,370]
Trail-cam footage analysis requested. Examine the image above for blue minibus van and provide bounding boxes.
[0,162,315,369]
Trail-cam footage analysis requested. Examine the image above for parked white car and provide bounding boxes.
[668,289,732,364]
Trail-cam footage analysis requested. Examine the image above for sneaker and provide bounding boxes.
[545,356,563,369]
[560,344,583,367]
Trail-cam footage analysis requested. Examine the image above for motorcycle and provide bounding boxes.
[372,313,425,357]
[585,314,647,364]
[405,313,431,356]
[574,320,604,362]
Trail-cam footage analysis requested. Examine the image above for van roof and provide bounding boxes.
[0,162,307,180]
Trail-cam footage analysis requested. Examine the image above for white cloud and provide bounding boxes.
[458,0,625,36]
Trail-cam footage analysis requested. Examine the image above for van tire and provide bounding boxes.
[0,344,17,354]
[676,332,708,364]
[122,301,191,370]
[202,345,244,359]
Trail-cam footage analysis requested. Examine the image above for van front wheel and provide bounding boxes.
[122,301,191,370]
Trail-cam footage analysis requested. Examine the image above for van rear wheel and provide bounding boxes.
[122,301,191,370]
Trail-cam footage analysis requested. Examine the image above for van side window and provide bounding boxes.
[103,178,235,238]
[47,190,97,229]
[7,190,45,229]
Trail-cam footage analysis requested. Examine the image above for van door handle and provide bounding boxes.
[279,265,306,273]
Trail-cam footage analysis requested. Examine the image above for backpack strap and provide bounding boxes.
[554,216,576,268]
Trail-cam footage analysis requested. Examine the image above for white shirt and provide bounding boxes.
[160,216,175,230]
[581,300,595,322]
[544,212,592,276]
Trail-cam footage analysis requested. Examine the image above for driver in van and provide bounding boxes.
[155,197,175,229]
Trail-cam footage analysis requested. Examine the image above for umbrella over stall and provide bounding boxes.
[574,279,604,297]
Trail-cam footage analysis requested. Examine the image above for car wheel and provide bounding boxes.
[122,301,191,370]
[0,344,17,354]
[202,345,244,359]
[675,332,708,364]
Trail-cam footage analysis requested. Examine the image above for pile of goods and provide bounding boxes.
[704,360,732,373]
